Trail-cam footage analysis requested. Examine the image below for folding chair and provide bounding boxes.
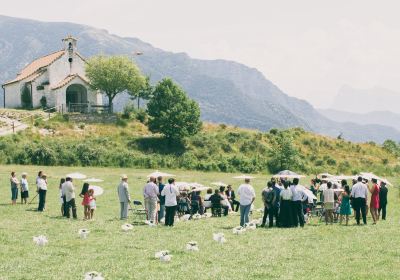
[130,200,147,225]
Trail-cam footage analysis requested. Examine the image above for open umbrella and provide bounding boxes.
[381,178,393,186]
[147,170,175,178]
[89,185,104,196]
[66,172,87,180]
[233,175,255,179]
[333,175,354,181]
[191,186,211,192]
[318,173,334,178]
[359,172,383,181]
[272,170,305,179]
[175,182,190,191]
[83,178,104,183]
[211,182,228,187]
[297,185,317,203]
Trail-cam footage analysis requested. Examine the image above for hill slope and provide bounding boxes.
[0,113,398,176]
[1,15,400,143]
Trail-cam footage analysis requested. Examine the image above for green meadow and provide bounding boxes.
[0,165,399,279]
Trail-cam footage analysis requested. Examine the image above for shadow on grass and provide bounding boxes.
[25,208,38,212]
[129,137,186,155]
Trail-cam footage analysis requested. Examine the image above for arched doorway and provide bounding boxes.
[66,84,88,112]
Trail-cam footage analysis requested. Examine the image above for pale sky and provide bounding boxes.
[2,0,400,108]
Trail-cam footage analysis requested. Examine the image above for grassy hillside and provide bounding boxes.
[0,112,398,176]
[0,165,399,280]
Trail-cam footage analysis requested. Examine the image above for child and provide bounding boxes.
[20,173,29,204]
[80,183,90,220]
[88,189,96,220]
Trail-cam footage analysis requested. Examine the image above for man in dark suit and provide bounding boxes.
[225,185,239,212]
[379,181,388,220]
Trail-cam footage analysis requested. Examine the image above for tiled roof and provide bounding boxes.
[51,74,90,90]
[4,50,65,86]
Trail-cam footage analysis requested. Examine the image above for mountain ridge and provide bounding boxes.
[1,15,400,143]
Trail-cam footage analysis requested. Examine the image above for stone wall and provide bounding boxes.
[67,113,117,124]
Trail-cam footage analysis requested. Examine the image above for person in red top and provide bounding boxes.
[369,178,380,224]
[80,183,90,220]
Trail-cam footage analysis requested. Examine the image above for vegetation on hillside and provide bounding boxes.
[0,114,398,176]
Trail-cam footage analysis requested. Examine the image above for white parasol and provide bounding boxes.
[297,185,317,203]
[211,182,228,187]
[147,170,175,178]
[381,178,393,186]
[83,178,104,183]
[318,173,334,178]
[191,186,211,192]
[359,172,383,181]
[233,174,255,179]
[89,185,104,196]
[66,172,87,180]
[272,170,305,179]
[175,182,190,191]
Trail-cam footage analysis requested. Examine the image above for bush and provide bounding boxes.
[116,117,128,127]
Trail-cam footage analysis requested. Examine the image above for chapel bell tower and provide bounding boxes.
[62,35,77,71]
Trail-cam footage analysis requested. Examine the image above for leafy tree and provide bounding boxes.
[146,78,202,142]
[382,139,400,156]
[21,84,32,109]
[129,76,153,109]
[268,132,300,173]
[85,55,145,112]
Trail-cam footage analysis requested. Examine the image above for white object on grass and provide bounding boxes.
[202,213,212,218]
[180,214,191,221]
[121,223,134,232]
[78,229,90,239]
[244,222,257,230]
[213,233,226,244]
[145,220,157,227]
[84,271,104,280]
[155,250,172,262]
[186,241,199,251]
[33,235,48,246]
[192,213,202,220]
[232,226,246,235]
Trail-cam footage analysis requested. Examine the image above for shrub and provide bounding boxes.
[116,117,128,127]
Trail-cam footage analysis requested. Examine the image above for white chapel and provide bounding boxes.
[2,36,102,110]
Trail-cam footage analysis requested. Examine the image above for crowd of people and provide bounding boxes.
[8,171,390,228]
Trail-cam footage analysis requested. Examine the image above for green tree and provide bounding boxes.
[382,139,400,156]
[21,84,32,109]
[85,55,145,112]
[268,132,300,173]
[129,76,153,109]
[146,78,202,142]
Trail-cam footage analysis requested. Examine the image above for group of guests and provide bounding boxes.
[117,175,255,227]
[260,175,389,228]
[8,171,97,220]
[9,171,48,211]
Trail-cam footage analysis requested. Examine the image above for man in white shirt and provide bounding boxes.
[161,178,180,226]
[117,174,131,220]
[351,176,368,225]
[63,177,77,219]
[237,178,256,226]
[143,177,159,223]
[290,178,307,227]
[37,173,48,212]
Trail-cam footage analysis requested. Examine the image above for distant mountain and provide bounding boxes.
[331,85,400,114]
[1,15,400,143]
[319,109,400,132]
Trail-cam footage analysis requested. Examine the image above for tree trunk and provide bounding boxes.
[137,97,140,109]
[108,95,113,114]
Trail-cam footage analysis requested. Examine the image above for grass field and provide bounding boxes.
[0,165,399,280]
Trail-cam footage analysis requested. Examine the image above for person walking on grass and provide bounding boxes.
[59,178,66,216]
[339,182,352,226]
[117,175,131,220]
[323,182,335,225]
[237,178,256,227]
[378,181,388,220]
[143,176,159,224]
[161,178,180,226]
[20,172,29,204]
[369,178,380,224]
[80,183,90,220]
[88,188,96,220]
[290,178,307,228]
[10,171,19,205]
[37,173,48,212]
[64,177,77,219]
[351,176,368,225]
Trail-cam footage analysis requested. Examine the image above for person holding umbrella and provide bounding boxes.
[237,177,256,227]
[117,174,131,220]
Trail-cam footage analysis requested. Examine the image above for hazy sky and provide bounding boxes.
[2,0,400,108]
